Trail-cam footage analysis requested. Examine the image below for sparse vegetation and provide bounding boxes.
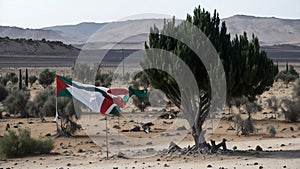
[0,128,54,157]
[0,72,18,86]
[276,63,299,86]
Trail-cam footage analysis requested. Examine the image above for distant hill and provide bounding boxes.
[0,26,64,42]
[0,37,79,55]
[42,22,106,44]
[1,15,300,46]
[223,15,300,45]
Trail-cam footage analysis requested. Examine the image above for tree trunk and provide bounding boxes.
[192,92,210,149]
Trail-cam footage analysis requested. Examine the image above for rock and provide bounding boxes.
[110,141,124,145]
[130,126,140,132]
[233,146,237,150]
[45,133,51,137]
[227,126,235,130]
[113,167,118,169]
[164,164,170,167]
[259,166,263,169]
[281,128,287,132]
[168,141,181,153]
[146,148,155,152]
[18,122,24,124]
[67,163,71,166]
[254,162,258,165]
[28,121,33,124]
[146,142,153,145]
[156,158,160,161]
[283,165,286,168]
[113,125,121,129]
[13,125,18,128]
[256,145,263,151]
[163,121,173,124]
[290,127,294,131]
[280,144,285,147]
[78,149,84,153]
[177,126,187,131]
[207,164,212,168]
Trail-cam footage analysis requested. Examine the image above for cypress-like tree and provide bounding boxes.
[19,69,22,90]
[25,68,28,87]
[143,6,278,148]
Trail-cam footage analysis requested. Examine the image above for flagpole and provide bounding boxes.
[105,114,109,159]
[55,90,59,134]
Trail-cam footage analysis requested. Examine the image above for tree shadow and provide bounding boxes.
[227,149,300,159]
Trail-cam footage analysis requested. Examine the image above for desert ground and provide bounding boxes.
[0,66,300,169]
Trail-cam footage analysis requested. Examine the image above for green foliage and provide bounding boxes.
[4,89,30,117]
[0,128,54,157]
[280,79,300,122]
[0,84,8,101]
[29,75,38,85]
[38,69,55,88]
[267,125,276,137]
[143,5,277,146]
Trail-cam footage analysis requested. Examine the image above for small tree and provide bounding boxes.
[265,96,280,119]
[29,75,38,86]
[58,98,81,136]
[38,69,55,88]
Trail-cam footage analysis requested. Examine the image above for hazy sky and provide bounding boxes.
[0,0,299,28]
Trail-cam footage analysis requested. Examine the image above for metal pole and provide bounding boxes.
[122,48,124,82]
[105,115,109,159]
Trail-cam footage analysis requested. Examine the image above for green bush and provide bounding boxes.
[38,69,55,88]
[0,84,8,101]
[281,99,300,122]
[29,75,38,86]
[27,87,55,120]
[267,125,276,137]
[4,89,30,117]
[0,128,54,157]
[0,72,18,86]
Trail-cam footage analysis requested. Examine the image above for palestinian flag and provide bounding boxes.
[56,75,147,115]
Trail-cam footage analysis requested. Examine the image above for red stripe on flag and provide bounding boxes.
[100,94,114,114]
[107,88,129,95]
[56,75,69,95]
